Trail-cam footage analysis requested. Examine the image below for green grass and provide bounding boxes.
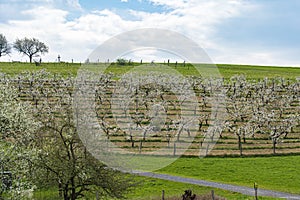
[33,155,297,199]
[0,62,80,76]
[33,187,61,200]
[32,176,280,200]
[0,62,299,79]
[217,64,300,80]
[156,155,300,195]
[127,176,280,200]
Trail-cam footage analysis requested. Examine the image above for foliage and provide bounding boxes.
[0,83,39,199]
[116,58,129,65]
[12,71,134,200]
[13,38,49,63]
[0,34,11,58]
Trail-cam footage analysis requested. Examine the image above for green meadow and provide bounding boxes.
[0,62,299,79]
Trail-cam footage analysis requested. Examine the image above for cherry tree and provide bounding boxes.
[0,34,11,58]
[0,82,39,199]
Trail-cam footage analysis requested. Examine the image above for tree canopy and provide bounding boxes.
[0,34,11,58]
[13,38,48,63]
[0,82,39,199]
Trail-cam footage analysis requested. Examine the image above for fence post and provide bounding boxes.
[254,182,258,200]
[162,190,165,200]
[211,190,215,200]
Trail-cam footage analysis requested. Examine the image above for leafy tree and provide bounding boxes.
[0,34,11,58]
[13,38,48,63]
[116,58,128,65]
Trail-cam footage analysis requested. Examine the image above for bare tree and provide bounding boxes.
[0,34,11,58]
[13,38,48,63]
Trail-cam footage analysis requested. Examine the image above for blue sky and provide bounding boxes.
[80,0,167,13]
[0,0,299,66]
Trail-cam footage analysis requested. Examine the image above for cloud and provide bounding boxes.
[0,0,254,63]
[0,0,298,66]
[66,0,82,10]
[147,0,188,9]
[120,0,129,2]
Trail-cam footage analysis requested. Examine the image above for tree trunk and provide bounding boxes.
[58,181,63,198]
[273,138,277,155]
[64,184,70,200]
[205,143,210,157]
[71,177,76,200]
[198,121,203,131]
[129,133,134,147]
[173,142,176,156]
[29,55,33,63]
[139,140,142,153]
[238,135,243,156]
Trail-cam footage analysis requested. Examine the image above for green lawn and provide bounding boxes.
[0,62,80,76]
[33,155,298,199]
[127,176,280,200]
[33,176,280,200]
[0,62,299,79]
[156,155,300,195]
[217,64,300,80]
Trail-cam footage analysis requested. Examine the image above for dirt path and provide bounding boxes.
[134,171,300,200]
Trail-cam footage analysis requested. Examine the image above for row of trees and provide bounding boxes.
[92,73,299,156]
[0,34,48,63]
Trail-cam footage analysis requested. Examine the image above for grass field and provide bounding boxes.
[126,176,281,200]
[0,62,300,79]
[33,175,281,200]
[156,155,300,195]
[30,154,300,199]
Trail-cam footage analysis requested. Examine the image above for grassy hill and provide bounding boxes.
[0,62,299,79]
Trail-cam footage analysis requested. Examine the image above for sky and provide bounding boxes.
[0,0,300,66]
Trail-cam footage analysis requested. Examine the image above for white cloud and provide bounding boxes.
[0,1,253,63]
[129,0,248,49]
[66,0,82,10]
[0,0,298,66]
[147,0,188,9]
[120,0,129,2]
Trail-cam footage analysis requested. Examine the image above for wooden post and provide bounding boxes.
[254,182,258,200]
[211,190,215,200]
[162,190,165,200]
